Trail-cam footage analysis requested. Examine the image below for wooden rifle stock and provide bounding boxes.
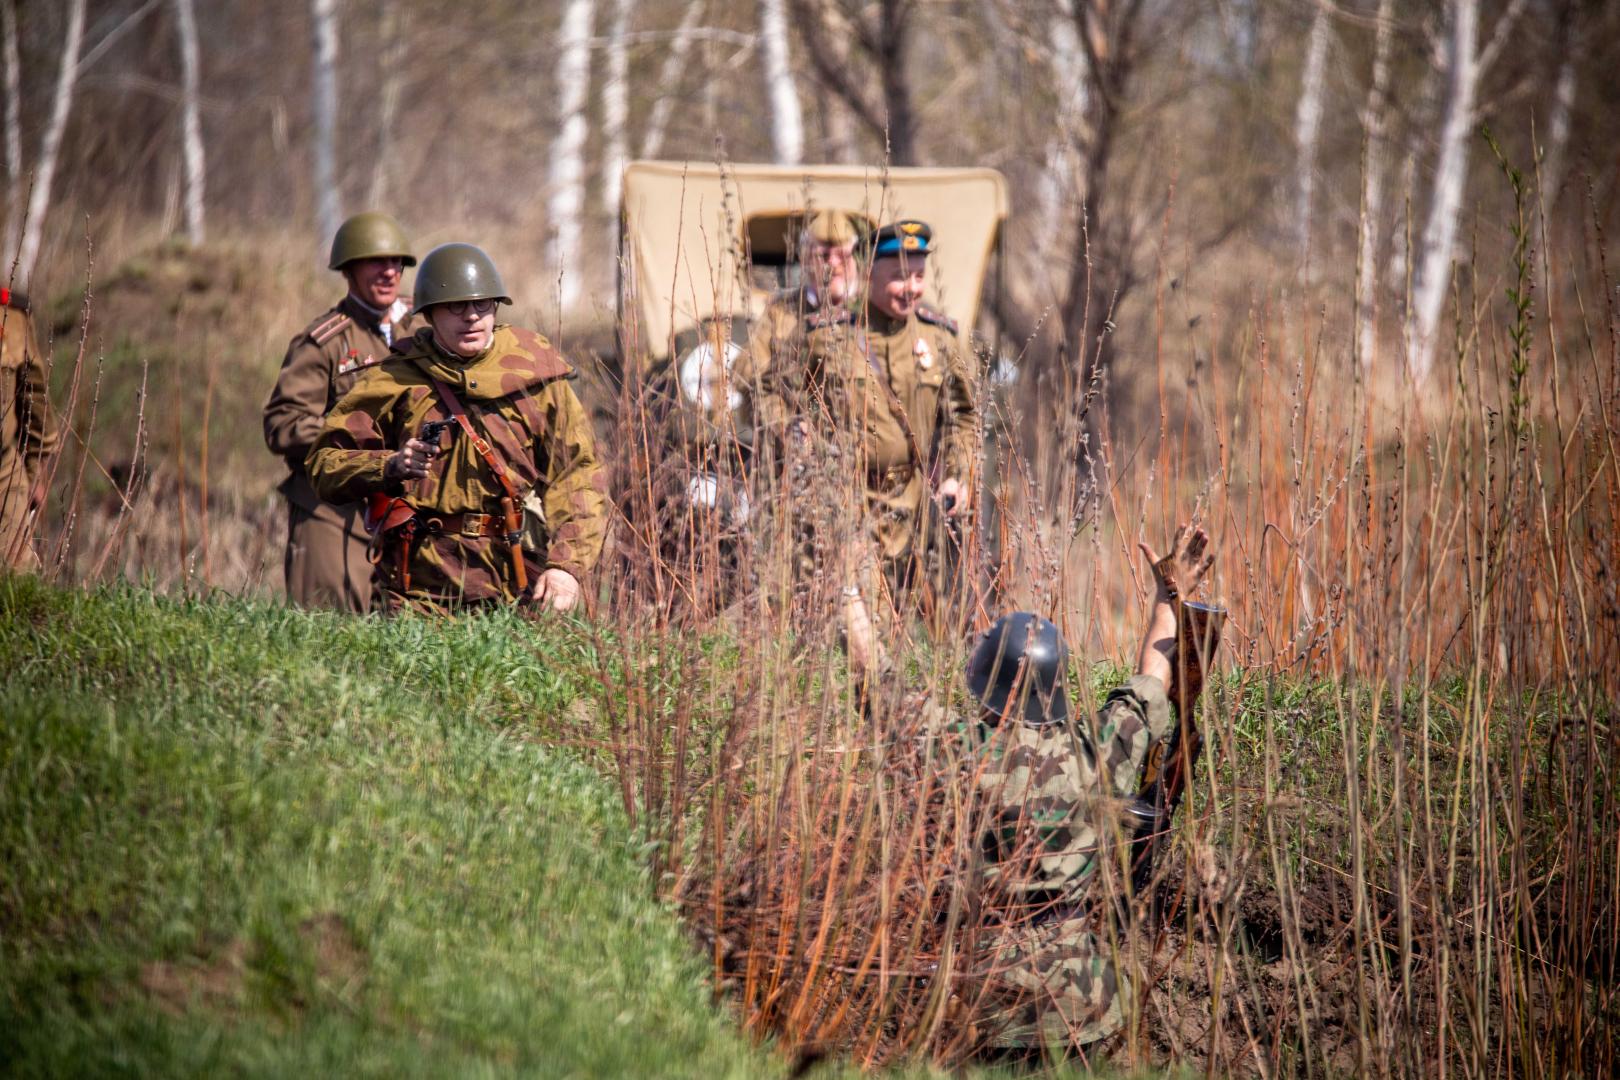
[1127,602,1225,898]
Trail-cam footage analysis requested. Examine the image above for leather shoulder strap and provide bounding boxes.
[430,377,522,503]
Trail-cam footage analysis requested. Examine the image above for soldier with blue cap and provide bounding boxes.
[806,218,977,601]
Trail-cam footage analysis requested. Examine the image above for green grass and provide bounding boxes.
[0,575,776,1078]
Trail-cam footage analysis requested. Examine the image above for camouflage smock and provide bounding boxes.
[938,673,1173,1049]
[305,325,608,608]
[0,305,58,571]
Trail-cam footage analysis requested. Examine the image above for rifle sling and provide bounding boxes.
[429,378,523,507]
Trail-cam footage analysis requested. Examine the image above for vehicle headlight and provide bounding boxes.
[678,339,745,411]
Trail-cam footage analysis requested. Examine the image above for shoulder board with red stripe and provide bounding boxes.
[0,287,30,313]
[916,306,959,336]
[310,312,353,346]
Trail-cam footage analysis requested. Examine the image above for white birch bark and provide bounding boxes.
[173,0,206,245]
[640,0,705,159]
[1410,0,1478,381]
[1293,1,1332,269]
[1,0,21,265]
[1539,53,1576,217]
[547,0,596,312]
[311,0,341,244]
[16,0,86,288]
[1356,0,1395,371]
[602,0,635,212]
[1038,0,1089,260]
[758,0,803,164]
[368,0,408,208]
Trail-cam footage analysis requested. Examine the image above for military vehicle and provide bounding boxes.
[613,161,1009,620]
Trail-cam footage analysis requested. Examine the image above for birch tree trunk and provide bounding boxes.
[1410,0,1478,381]
[1041,2,1087,248]
[311,0,341,244]
[173,0,206,246]
[758,0,803,164]
[1,0,21,266]
[547,0,596,312]
[15,0,86,288]
[602,0,635,214]
[640,0,705,160]
[1293,1,1332,269]
[368,0,408,208]
[1356,0,1395,371]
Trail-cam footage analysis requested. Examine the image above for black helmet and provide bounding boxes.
[966,612,1071,727]
[328,211,415,270]
[411,242,513,315]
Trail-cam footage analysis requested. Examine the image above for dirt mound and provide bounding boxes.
[138,912,368,1018]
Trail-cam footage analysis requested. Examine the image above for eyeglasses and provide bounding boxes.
[444,299,498,317]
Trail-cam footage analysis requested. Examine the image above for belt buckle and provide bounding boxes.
[462,512,491,537]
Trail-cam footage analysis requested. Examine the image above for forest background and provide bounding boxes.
[3,1,1619,1076]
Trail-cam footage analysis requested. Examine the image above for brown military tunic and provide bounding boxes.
[731,284,845,447]
[263,294,412,611]
[306,325,608,612]
[0,300,60,572]
[802,301,977,568]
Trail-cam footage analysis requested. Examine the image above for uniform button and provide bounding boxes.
[468,380,478,388]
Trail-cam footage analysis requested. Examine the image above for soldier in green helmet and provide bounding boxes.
[306,243,608,614]
[264,211,417,611]
[844,524,1219,1059]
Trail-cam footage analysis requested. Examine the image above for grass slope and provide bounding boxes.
[0,576,775,1078]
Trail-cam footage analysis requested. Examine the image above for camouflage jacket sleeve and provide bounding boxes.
[20,335,59,472]
[534,379,609,579]
[264,332,331,463]
[305,370,401,504]
[938,334,977,484]
[1090,674,1173,797]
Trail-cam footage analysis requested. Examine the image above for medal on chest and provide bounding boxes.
[913,336,934,370]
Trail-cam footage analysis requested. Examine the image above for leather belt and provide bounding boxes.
[417,511,503,539]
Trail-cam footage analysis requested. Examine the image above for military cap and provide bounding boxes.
[865,219,933,259]
[329,211,416,271]
[411,242,512,315]
[802,209,859,246]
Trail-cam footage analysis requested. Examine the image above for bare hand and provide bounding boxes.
[529,568,582,612]
[936,477,967,517]
[385,437,436,482]
[1138,524,1214,605]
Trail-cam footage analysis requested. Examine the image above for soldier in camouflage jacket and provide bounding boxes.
[307,243,607,614]
[848,525,1215,1054]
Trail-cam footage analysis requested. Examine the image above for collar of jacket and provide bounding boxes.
[340,292,389,332]
[859,303,911,338]
[403,325,574,401]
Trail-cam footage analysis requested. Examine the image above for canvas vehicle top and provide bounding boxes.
[619,160,1009,366]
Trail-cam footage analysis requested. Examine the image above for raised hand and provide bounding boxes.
[1139,524,1214,606]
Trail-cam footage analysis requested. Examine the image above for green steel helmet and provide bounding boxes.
[411,242,513,315]
[966,612,1071,727]
[328,211,416,270]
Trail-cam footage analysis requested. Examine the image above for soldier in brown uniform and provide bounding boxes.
[773,220,978,602]
[730,209,861,450]
[264,212,416,611]
[306,243,608,614]
[0,289,59,572]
